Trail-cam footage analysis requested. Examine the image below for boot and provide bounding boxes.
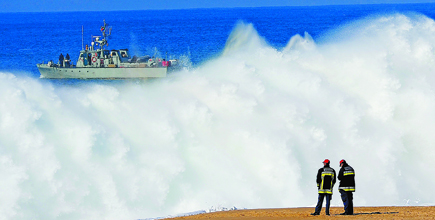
[339,212,348,215]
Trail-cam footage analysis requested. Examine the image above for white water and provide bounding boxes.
[1,13,435,219]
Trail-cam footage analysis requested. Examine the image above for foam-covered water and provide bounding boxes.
[1,13,435,219]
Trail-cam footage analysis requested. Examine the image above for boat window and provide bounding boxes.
[111,51,117,57]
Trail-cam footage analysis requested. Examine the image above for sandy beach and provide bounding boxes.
[166,206,435,219]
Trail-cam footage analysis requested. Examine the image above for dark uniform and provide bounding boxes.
[65,53,71,67]
[59,53,64,67]
[311,159,336,216]
[338,159,355,215]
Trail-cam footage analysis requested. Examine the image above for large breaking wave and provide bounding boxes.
[1,13,435,219]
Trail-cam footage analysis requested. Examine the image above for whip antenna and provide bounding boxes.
[82,25,84,50]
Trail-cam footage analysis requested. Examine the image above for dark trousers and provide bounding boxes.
[340,189,353,214]
[315,193,331,214]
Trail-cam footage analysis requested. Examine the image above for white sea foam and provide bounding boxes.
[1,13,435,219]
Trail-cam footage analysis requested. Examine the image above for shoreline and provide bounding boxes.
[165,206,435,219]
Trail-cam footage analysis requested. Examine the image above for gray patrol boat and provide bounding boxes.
[37,20,177,79]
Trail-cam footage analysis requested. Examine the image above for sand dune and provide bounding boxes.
[166,206,435,219]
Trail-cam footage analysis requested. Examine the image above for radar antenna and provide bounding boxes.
[99,19,112,48]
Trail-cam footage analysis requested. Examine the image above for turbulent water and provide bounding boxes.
[1,5,435,220]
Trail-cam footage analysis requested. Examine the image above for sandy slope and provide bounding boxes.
[166,206,435,219]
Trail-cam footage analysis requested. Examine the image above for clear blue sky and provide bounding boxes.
[1,0,435,12]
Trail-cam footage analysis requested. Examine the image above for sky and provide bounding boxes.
[1,0,435,13]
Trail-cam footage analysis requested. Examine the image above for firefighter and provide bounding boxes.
[338,159,355,215]
[311,159,336,216]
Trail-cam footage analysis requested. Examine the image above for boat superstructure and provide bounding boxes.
[37,20,177,79]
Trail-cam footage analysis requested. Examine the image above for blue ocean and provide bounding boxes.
[1,3,435,219]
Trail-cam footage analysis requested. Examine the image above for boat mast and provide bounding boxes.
[100,20,112,49]
[82,25,84,50]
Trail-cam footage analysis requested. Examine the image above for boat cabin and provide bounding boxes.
[76,49,131,68]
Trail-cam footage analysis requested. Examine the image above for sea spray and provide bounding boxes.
[1,13,435,220]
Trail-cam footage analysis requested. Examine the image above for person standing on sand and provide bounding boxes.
[338,159,355,215]
[311,159,336,216]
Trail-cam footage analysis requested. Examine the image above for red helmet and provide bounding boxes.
[340,159,346,165]
[323,159,330,164]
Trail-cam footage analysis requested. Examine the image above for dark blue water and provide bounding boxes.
[2,3,435,78]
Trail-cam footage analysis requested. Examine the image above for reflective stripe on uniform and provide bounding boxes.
[344,171,355,176]
[319,172,334,194]
[339,186,355,192]
[318,189,333,194]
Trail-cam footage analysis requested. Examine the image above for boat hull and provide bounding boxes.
[37,64,167,79]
